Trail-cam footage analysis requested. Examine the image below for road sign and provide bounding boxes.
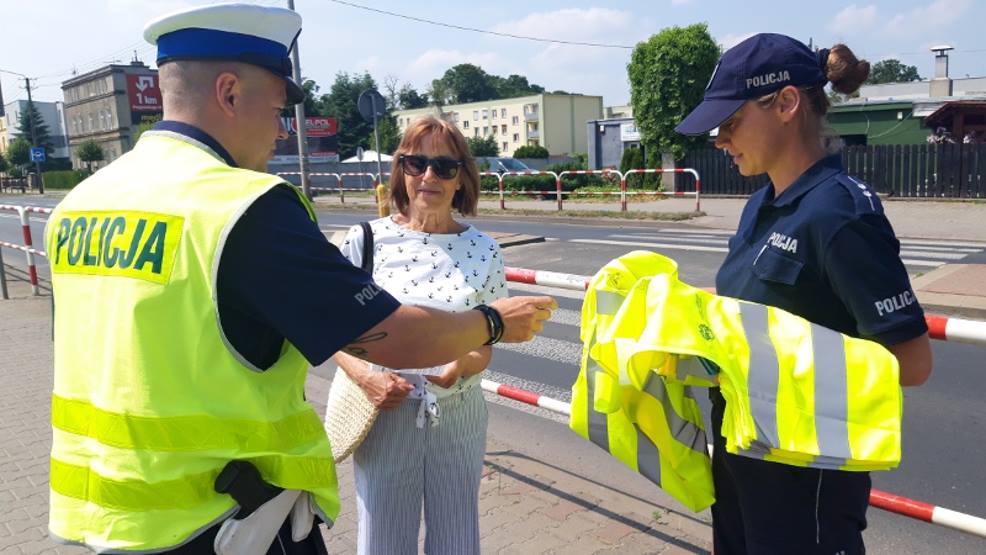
[357,89,386,123]
[30,147,46,163]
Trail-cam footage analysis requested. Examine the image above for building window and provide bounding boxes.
[463,120,469,129]
[482,126,488,135]
[492,126,497,135]
[88,114,94,132]
[513,133,520,142]
[512,115,519,125]
[492,109,497,119]
[481,109,488,119]
[501,108,507,118]
[452,112,459,122]
[473,111,478,121]
[502,142,508,152]
[474,128,480,137]
[501,124,507,134]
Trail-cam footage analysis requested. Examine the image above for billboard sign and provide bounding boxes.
[126,74,162,125]
[273,116,339,163]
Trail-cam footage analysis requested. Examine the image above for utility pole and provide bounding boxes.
[287,0,311,199]
[24,77,44,194]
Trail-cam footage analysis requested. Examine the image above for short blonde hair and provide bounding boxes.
[389,116,480,216]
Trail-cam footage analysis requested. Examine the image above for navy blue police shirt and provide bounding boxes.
[152,121,401,369]
[715,155,927,346]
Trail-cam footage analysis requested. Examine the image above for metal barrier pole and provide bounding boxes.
[498,174,505,210]
[620,175,627,212]
[556,174,563,211]
[17,207,39,295]
[0,247,8,300]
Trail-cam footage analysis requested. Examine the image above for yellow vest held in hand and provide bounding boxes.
[571,252,902,510]
[45,133,338,552]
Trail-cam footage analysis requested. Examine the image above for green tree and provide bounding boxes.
[491,74,545,98]
[370,115,401,155]
[15,102,53,154]
[132,114,162,144]
[7,138,31,168]
[467,136,499,157]
[867,59,921,84]
[426,79,452,107]
[627,24,720,161]
[322,72,381,159]
[398,85,429,109]
[0,152,9,174]
[78,140,105,172]
[438,64,498,103]
[513,144,549,158]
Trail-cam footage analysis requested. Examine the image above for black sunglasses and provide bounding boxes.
[399,154,463,180]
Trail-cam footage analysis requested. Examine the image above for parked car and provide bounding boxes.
[474,156,532,174]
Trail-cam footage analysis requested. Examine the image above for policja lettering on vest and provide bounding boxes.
[51,211,183,284]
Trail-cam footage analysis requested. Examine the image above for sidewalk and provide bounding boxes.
[0,279,711,554]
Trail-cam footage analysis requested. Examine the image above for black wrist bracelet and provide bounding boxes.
[473,304,504,345]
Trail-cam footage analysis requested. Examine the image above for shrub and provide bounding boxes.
[513,144,549,158]
[42,169,90,189]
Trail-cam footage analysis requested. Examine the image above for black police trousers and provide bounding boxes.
[164,517,329,555]
[710,389,870,555]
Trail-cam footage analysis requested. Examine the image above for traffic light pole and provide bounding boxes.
[287,0,311,200]
[24,77,44,194]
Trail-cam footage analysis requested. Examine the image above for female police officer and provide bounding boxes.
[676,33,932,554]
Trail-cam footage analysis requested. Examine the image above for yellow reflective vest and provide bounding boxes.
[571,251,902,511]
[44,132,338,552]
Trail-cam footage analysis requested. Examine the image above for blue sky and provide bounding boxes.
[2,0,983,108]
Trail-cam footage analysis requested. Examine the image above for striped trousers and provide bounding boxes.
[353,386,488,555]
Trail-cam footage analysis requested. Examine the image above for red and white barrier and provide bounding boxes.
[482,378,986,537]
[480,377,571,415]
[622,168,702,212]
[504,266,986,347]
[0,204,52,295]
[501,170,563,210]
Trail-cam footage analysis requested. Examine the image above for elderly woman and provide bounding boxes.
[333,116,506,555]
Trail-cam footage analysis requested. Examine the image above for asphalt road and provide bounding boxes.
[3,197,985,553]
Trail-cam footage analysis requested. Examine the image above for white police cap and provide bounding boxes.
[143,3,304,104]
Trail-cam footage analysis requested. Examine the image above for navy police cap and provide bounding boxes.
[144,3,305,105]
[676,33,829,136]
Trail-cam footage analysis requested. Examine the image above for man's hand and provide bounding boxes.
[357,371,414,410]
[491,296,557,342]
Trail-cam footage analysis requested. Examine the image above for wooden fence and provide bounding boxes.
[680,144,986,198]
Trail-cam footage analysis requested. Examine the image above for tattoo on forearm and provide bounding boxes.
[343,332,388,357]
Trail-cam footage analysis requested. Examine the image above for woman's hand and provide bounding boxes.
[334,351,414,410]
[359,371,415,410]
[427,346,493,388]
[426,364,464,389]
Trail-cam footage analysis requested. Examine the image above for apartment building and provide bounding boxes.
[395,93,603,157]
[61,60,161,169]
[1,99,70,159]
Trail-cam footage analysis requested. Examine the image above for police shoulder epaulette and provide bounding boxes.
[834,174,882,215]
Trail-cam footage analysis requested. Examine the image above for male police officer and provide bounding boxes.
[45,4,555,554]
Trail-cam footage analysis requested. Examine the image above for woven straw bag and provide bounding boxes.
[324,221,379,463]
[324,367,379,463]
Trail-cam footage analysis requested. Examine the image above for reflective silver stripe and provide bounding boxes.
[635,424,662,486]
[810,323,852,461]
[585,359,609,451]
[595,290,625,315]
[642,373,707,456]
[739,303,780,449]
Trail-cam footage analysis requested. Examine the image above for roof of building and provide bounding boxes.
[924,100,986,127]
